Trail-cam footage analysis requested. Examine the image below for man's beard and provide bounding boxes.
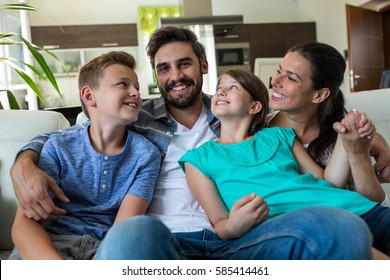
[159,76,203,109]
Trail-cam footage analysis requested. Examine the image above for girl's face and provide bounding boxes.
[212,74,256,119]
[269,51,317,113]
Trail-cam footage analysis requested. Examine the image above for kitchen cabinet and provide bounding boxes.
[213,22,316,72]
[213,24,249,44]
[247,22,316,71]
[31,24,138,49]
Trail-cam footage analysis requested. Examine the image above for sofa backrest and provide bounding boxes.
[344,88,390,197]
[0,110,70,251]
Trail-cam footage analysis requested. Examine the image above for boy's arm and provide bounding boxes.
[184,162,268,240]
[114,144,161,223]
[11,206,63,260]
[114,195,149,223]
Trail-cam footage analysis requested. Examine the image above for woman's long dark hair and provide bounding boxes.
[288,42,347,166]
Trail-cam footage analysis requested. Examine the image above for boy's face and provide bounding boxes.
[153,41,208,109]
[91,64,141,124]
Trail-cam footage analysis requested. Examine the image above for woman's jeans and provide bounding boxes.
[94,207,374,260]
[361,204,390,255]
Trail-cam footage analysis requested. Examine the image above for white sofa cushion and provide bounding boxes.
[0,110,70,257]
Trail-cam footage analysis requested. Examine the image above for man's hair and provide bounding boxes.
[78,51,136,117]
[146,26,206,68]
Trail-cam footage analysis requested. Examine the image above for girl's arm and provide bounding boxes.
[11,206,63,259]
[292,139,349,187]
[114,194,149,224]
[184,162,268,240]
[293,111,376,189]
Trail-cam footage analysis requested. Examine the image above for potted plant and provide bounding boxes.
[0,2,62,109]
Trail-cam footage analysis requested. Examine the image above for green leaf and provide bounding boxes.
[0,3,38,12]
[0,90,21,109]
[20,36,62,97]
[14,69,46,106]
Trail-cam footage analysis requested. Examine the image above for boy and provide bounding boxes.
[9,51,161,259]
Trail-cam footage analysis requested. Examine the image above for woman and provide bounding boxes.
[268,42,389,206]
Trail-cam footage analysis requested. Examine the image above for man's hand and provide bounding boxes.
[10,150,69,221]
[225,193,269,238]
[369,133,390,183]
[335,109,390,183]
[334,110,375,155]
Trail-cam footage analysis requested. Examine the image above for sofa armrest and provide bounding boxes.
[0,110,70,254]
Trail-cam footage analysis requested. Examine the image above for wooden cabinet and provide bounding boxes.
[31,24,138,49]
[214,24,249,44]
[247,22,316,71]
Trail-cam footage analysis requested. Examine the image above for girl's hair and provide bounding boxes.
[221,69,269,135]
[288,42,347,166]
[78,51,136,118]
[146,26,206,68]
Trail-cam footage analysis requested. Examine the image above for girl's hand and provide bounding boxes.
[226,193,269,238]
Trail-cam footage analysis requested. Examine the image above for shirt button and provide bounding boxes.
[103,170,108,175]
[104,156,109,160]
[102,184,107,189]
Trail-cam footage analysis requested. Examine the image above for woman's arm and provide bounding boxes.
[184,162,268,240]
[11,206,63,260]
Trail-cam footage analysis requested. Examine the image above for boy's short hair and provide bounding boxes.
[78,51,136,117]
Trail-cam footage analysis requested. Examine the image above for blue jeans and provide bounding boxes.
[94,207,373,260]
[361,204,390,255]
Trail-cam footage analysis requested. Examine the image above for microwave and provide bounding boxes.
[215,42,250,67]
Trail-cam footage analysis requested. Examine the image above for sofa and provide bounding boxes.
[0,88,390,259]
[0,110,70,259]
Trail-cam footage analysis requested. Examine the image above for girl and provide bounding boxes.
[179,69,390,256]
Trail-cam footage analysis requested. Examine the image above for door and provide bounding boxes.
[346,4,384,92]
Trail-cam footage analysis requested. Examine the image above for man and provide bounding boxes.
[11,26,373,259]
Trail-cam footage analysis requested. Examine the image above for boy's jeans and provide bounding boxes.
[94,206,373,260]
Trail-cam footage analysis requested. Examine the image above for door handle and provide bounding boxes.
[354,74,364,79]
[349,70,365,90]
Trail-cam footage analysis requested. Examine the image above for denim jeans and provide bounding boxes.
[9,234,99,260]
[361,204,390,255]
[94,206,373,260]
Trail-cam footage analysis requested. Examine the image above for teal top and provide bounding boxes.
[178,127,377,218]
